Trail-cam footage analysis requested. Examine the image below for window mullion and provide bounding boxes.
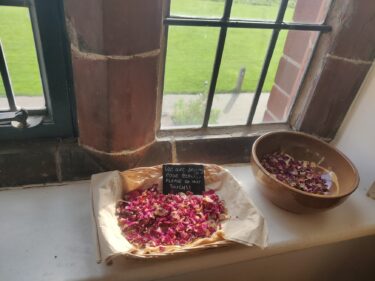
[164,17,331,32]
[202,0,233,128]
[0,41,17,111]
[246,0,289,126]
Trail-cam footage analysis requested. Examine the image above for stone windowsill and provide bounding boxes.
[0,164,374,281]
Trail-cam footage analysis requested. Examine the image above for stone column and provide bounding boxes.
[64,0,171,169]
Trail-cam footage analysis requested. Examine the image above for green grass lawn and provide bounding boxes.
[0,6,43,97]
[0,1,294,96]
[164,0,295,94]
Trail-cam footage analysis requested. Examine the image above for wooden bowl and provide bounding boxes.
[251,131,359,214]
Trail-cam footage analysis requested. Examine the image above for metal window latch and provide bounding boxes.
[0,109,43,129]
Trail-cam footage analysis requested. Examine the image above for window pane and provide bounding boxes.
[170,0,225,18]
[231,0,289,21]
[0,6,45,109]
[0,75,8,110]
[161,26,219,128]
[253,30,319,124]
[209,29,271,126]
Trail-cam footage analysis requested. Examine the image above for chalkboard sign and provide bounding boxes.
[162,164,205,195]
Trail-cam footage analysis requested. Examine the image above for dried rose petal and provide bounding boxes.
[117,184,226,248]
[261,152,329,195]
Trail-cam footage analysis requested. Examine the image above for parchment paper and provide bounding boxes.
[91,165,268,263]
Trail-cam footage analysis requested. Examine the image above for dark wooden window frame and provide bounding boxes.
[0,0,77,140]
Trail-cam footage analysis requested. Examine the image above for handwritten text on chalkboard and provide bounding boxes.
[163,164,205,195]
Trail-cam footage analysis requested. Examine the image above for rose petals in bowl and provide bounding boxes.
[261,152,330,195]
[251,131,359,213]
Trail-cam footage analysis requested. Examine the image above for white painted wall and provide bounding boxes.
[333,64,375,192]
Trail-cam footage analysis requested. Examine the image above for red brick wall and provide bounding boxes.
[263,0,330,122]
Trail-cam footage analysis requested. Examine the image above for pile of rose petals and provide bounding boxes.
[116,185,226,250]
